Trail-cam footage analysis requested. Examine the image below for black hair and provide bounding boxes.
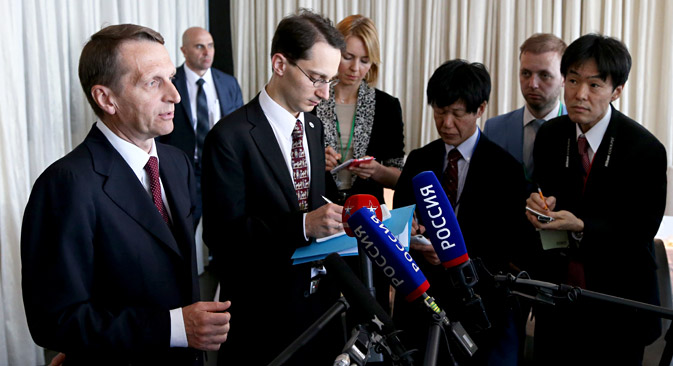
[427,59,491,113]
[561,33,631,90]
[270,8,346,62]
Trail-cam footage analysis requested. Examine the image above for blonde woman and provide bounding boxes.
[315,15,405,205]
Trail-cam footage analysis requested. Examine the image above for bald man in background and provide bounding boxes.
[159,27,243,224]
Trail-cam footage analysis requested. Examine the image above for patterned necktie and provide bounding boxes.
[292,120,309,211]
[144,156,170,224]
[195,78,209,162]
[442,148,462,208]
[577,134,591,176]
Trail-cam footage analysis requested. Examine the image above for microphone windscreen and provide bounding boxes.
[342,194,383,237]
[347,208,430,302]
[412,171,469,269]
[324,252,396,335]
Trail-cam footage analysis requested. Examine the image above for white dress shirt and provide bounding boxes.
[96,122,187,348]
[184,65,221,129]
[576,106,612,163]
[259,86,312,240]
[443,127,480,214]
[522,100,562,175]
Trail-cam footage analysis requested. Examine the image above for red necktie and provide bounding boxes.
[442,148,462,208]
[577,134,591,176]
[292,120,309,211]
[144,156,170,224]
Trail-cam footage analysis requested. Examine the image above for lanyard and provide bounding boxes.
[336,112,356,158]
[557,103,564,117]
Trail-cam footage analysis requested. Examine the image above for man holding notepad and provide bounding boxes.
[525,33,666,365]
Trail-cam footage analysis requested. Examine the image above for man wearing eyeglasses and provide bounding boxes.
[201,9,346,366]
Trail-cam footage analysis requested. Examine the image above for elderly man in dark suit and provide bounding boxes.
[393,60,532,366]
[526,33,667,365]
[21,24,231,366]
[201,10,346,366]
[159,26,243,224]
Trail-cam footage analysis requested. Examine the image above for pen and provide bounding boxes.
[321,195,333,204]
[537,187,549,210]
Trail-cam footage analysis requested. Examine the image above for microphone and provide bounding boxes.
[346,208,478,357]
[342,194,383,237]
[325,252,415,366]
[411,171,491,332]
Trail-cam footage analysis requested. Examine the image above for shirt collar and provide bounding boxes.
[576,106,612,152]
[259,86,305,138]
[184,64,214,87]
[96,121,158,178]
[523,100,561,126]
[444,127,480,162]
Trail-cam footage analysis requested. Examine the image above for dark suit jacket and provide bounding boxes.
[159,64,243,163]
[201,96,342,365]
[483,104,567,165]
[531,106,666,359]
[392,133,532,365]
[21,124,200,365]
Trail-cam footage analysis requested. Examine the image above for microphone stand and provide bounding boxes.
[494,273,673,366]
[358,243,385,363]
[424,314,447,366]
[418,293,475,366]
[268,297,349,366]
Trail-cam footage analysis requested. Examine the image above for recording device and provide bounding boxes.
[337,325,373,366]
[412,171,491,332]
[325,252,415,366]
[525,206,554,223]
[346,209,478,357]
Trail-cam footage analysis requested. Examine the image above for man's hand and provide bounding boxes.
[526,192,556,213]
[529,210,585,232]
[306,203,343,238]
[325,146,341,172]
[183,301,232,351]
[409,216,439,264]
[411,241,440,265]
[525,192,583,232]
[48,353,66,366]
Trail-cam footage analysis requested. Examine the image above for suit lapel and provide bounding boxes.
[212,71,227,117]
[305,114,323,210]
[584,106,620,193]
[87,126,183,258]
[247,98,300,208]
[158,145,194,257]
[175,66,193,126]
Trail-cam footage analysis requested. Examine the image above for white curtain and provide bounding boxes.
[230,0,673,164]
[0,0,206,364]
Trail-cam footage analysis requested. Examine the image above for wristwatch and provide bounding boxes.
[571,231,584,241]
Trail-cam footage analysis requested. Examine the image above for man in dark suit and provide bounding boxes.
[21,24,231,366]
[526,33,667,365]
[393,60,531,366]
[484,33,567,181]
[201,10,346,366]
[159,26,243,223]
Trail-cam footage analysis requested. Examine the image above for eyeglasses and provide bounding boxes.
[292,63,339,88]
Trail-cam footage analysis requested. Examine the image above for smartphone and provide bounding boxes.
[330,157,375,173]
[525,206,554,223]
[349,156,375,167]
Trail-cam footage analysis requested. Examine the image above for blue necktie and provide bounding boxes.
[195,78,209,162]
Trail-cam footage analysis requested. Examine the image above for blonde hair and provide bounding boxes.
[336,15,381,85]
